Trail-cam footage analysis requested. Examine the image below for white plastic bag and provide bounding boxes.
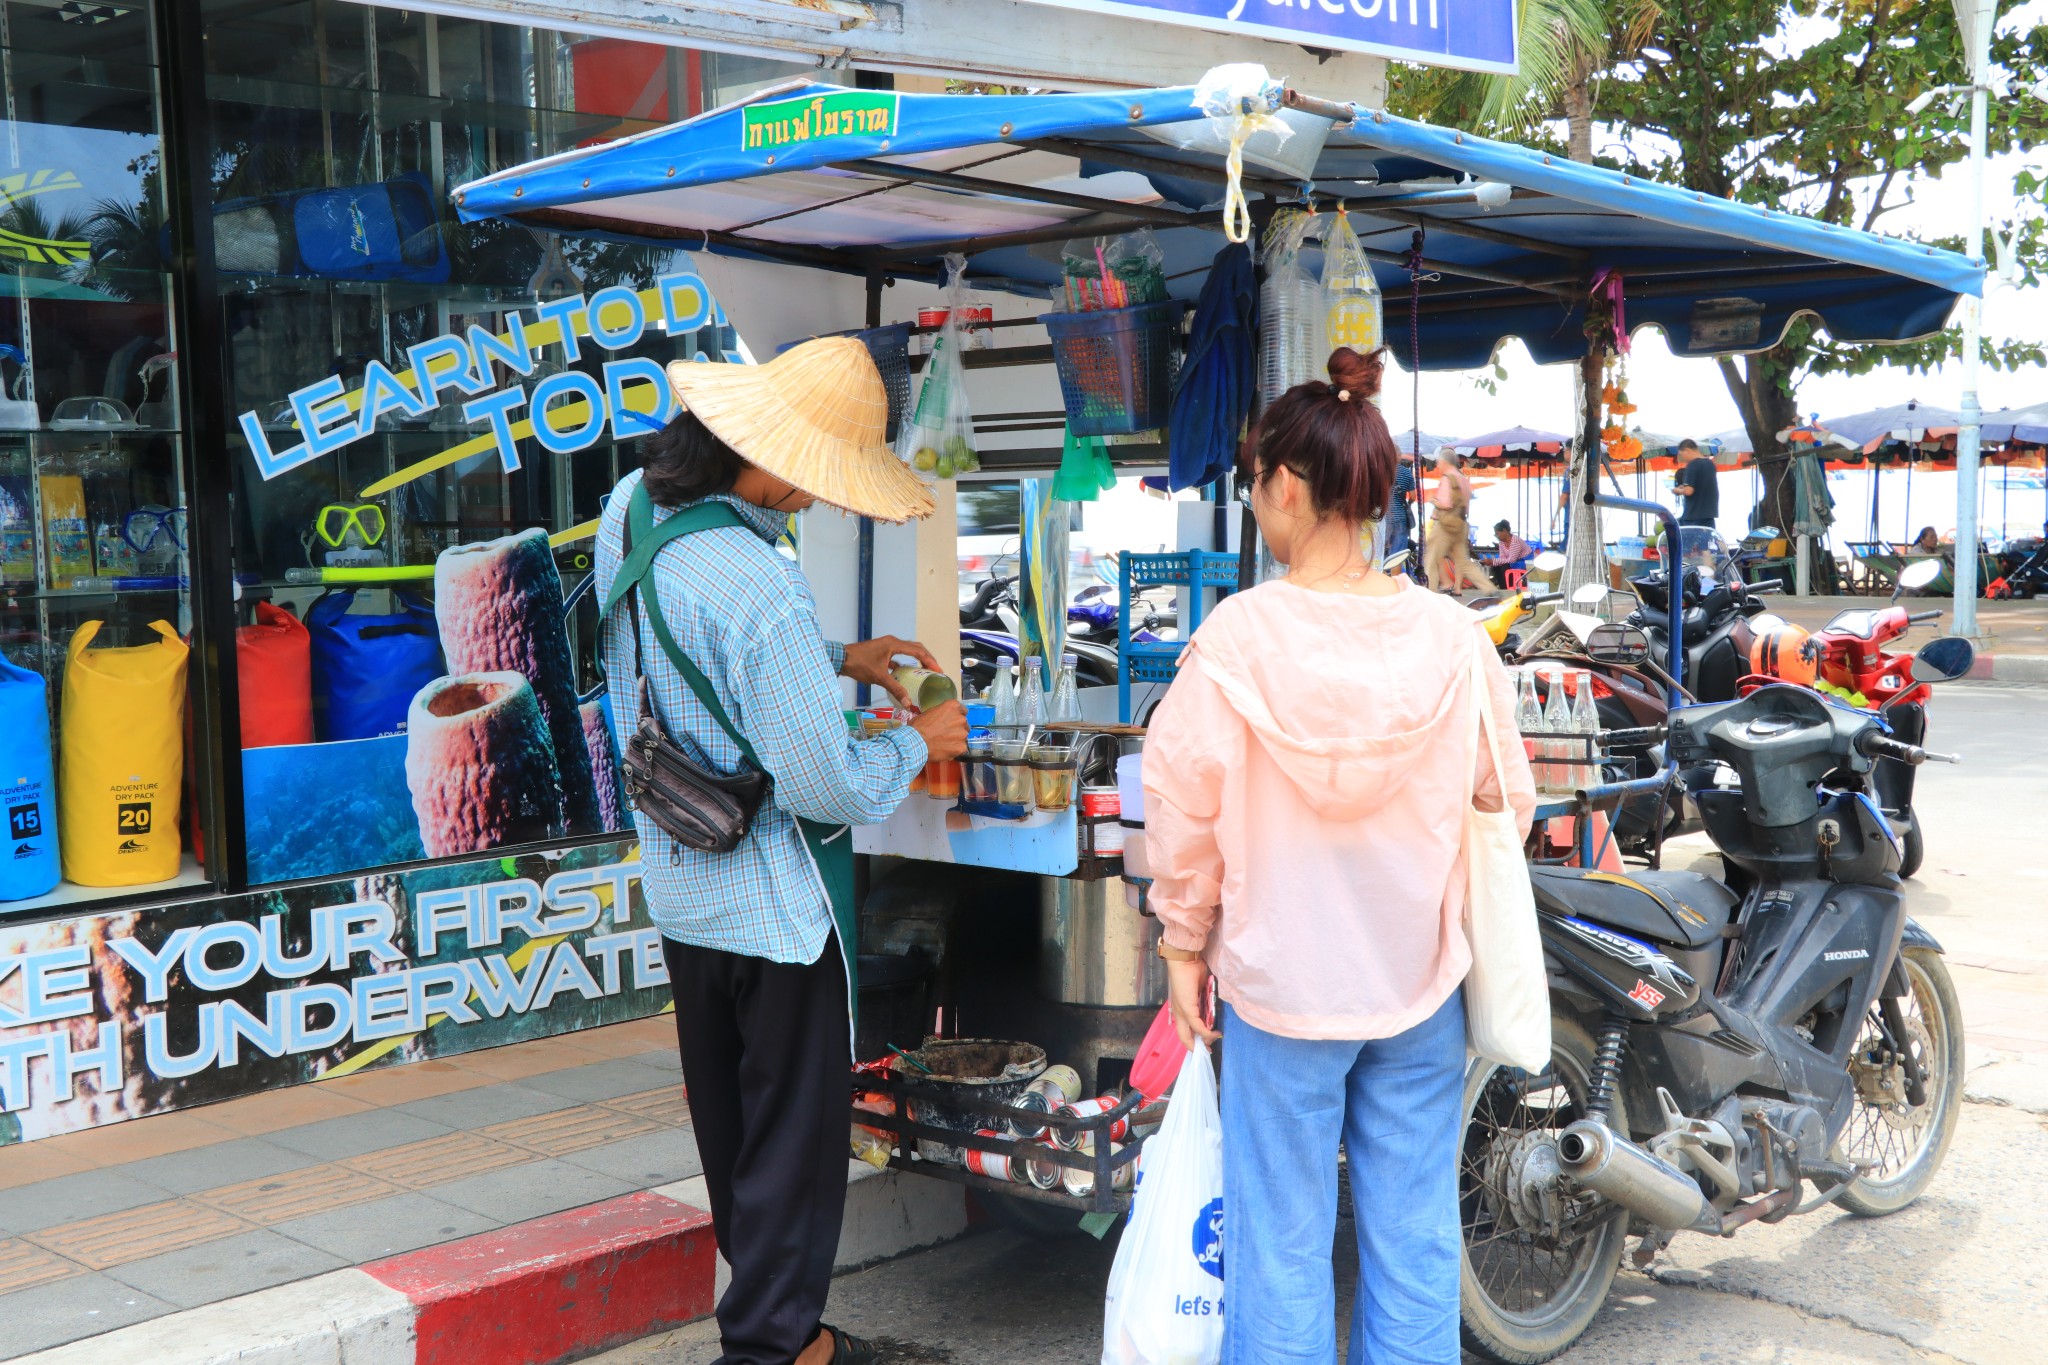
[897,253,980,480]
[1102,1046,1224,1365]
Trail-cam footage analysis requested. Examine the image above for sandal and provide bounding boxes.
[820,1324,881,1365]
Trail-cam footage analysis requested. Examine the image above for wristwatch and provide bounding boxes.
[1158,941,1202,962]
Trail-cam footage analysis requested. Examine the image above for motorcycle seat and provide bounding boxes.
[1528,867,1736,950]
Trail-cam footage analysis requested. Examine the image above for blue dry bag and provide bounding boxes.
[0,654,59,899]
[306,590,445,741]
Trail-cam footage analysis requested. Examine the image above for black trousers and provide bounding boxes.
[664,933,850,1365]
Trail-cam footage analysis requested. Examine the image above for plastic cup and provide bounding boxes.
[1028,744,1076,812]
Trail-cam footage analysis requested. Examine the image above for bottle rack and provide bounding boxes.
[1117,549,1238,722]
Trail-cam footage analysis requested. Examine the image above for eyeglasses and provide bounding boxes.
[122,505,187,556]
[315,502,387,549]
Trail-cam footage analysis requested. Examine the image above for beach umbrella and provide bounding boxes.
[1814,399,1961,454]
[1979,401,2048,446]
[1451,425,1571,459]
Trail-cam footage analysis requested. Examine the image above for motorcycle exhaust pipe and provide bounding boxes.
[1556,1119,1718,1233]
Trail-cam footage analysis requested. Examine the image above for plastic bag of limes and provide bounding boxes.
[896,255,982,482]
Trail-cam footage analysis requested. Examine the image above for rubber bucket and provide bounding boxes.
[895,1038,1046,1165]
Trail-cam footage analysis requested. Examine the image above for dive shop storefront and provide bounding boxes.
[0,0,1391,1146]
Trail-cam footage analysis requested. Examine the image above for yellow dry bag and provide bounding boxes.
[60,620,188,886]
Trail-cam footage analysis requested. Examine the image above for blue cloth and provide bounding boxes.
[596,471,925,962]
[1167,241,1256,492]
[1387,461,1417,551]
[1219,991,1466,1365]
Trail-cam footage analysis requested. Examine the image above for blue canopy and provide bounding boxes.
[454,77,1980,372]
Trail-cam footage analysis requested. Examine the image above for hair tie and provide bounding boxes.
[1337,389,1352,402]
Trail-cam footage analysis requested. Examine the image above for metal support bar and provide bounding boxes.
[1595,493,1685,703]
[1352,205,1588,261]
[1023,136,1298,196]
[1281,87,1358,127]
[871,215,1207,262]
[830,158,1202,227]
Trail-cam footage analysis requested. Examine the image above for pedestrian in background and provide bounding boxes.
[1674,437,1720,528]
[1424,450,1491,595]
[597,338,967,1365]
[1144,345,1538,1365]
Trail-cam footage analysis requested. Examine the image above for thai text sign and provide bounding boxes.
[1012,0,1517,74]
[742,90,899,151]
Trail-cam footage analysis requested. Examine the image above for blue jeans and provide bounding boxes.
[1219,991,1466,1365]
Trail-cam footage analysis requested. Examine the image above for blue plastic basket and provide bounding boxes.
[1039,301,1181,436]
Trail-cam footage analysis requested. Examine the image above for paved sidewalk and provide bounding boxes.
[0,1015,698,1358]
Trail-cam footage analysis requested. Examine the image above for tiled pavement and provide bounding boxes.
[0,1014,694,1359]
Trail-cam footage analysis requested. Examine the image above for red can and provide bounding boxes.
[917,306,950,329]
[963,1128,1025,1182]
[1050,1094,1131,1150]
[1080,785,1124,855]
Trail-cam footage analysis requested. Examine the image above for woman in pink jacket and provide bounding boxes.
[1144,347,1537,1365]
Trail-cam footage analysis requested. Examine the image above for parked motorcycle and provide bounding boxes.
[1624,528,1783,704]
[957,573,1130,695]
[1800,559,1964,879]
[1987,534,2048,600]
[1459,651,1972,1362]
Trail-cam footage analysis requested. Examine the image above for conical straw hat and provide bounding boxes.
[665,336,935,523]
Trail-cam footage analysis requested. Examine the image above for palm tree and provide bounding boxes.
[1388,0,1659,164]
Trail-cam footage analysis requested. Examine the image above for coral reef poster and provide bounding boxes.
[0,838,664,1143]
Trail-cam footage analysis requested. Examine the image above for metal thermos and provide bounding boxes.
[1037,874,1165,1007]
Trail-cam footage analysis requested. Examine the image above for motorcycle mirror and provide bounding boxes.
[1586,622,1651,666]
[1911,635,1975,683]
[1894,558,1943,599]
[1532,551,1567,573]
[1571,583,1609,606]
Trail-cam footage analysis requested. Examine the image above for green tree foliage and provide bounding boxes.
[1393,0,2048,525]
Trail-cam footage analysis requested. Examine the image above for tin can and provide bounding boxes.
[1024,1150,1064,1190]
[963,1129,1024,1183]
[1050,1095,1131,1150]
[1060,1141,1136,1198]
[1081,785,1124,855]
[961,304,994,349]
[1005,1064,1083,1138]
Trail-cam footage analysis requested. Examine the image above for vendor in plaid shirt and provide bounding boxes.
[598,338,964,1365]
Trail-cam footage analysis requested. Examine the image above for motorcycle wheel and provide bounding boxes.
[1459,1016,1630,1365]
[1835,946,1964,1217]
[1898,820,1925,880]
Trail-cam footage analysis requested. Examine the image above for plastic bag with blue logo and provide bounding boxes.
[1102,1044,1223,1365]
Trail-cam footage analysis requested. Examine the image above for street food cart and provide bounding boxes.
[452,70,1981,1214]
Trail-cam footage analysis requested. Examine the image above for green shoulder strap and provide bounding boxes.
[605,482,763,770]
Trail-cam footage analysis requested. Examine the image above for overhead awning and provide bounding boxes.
[453,77,1981,371]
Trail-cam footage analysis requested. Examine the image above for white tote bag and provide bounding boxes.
[1462,631,1553,1073]
[1102,1046,1224,1365]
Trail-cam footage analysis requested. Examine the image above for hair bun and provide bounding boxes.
[1326,346,1385,401]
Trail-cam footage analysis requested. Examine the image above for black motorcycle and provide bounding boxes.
[1625,528,1783,704]
[1459,650,1972,1362]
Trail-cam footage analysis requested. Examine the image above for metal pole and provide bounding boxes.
[1953,0,1996,639]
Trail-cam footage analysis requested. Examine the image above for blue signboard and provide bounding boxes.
[1013,0,1518,75]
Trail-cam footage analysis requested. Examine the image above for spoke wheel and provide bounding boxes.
[1835,947,1963,1216]
[1459,1016,1628,1365]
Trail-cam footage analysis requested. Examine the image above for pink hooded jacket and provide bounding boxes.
[1143,577,1538,1041]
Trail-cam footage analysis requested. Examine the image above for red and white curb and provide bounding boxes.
[6,1164,968,1365]
[1970,652,2048,684]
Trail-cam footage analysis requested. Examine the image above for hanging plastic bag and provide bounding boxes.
[60,620,188,886]
[1102,1046,1224,1365]
[0,653,58,900]
[1053,425,1115,503]
[1322,210,1383,354]
[306,590,444,741]
[1257,208,1324,406]
[897,254,981,482]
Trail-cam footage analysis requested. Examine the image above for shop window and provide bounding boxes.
[0,1,198,914]
[209,0,813,886]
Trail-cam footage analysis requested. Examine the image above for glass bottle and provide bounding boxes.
[1541,669,1574,793]
[990,656,1017,729]
[1570,670,1602,770]
[1051,654,1080,724]
[1020,656,1045,729]
[1513,669,1544,790]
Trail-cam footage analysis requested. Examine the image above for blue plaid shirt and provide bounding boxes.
[596,471,926,962]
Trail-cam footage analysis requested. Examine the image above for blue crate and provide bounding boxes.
[1119,549,1239,721]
